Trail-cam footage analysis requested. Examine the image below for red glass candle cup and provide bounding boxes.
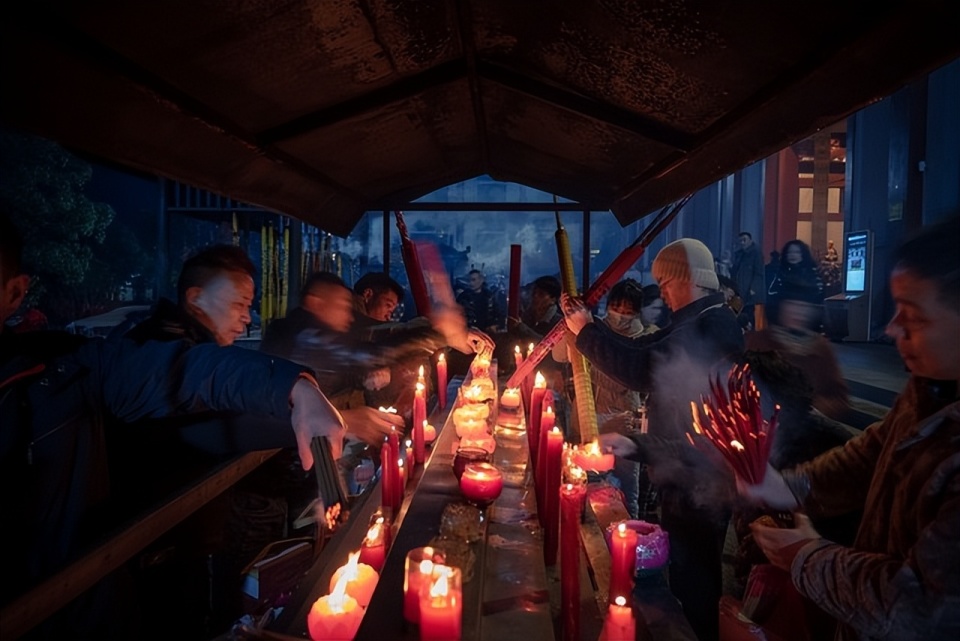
[453,446,490,480]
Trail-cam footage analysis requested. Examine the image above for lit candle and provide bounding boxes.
[329,550,379,608]
[539,426,564,566]
[500,387,521,410]
[608,522,638,602]
[307,573,363,641]
[397,457,407,498]
[405,438,414,476]
[388,427,402,511]
[419,565,462,641]
[424,421,437,444]
[470,355,491,379]
[459,462,503,506]
[403,546,444,623]
[413,382,426,464]
[455,416,487,440]
[560,483,585,641]
[358,518,387,573]
[602,596,636,641]
[528,372,547,470]
[572,439,615,472]
[418,364,426,386]
[514,344,523,371]
[437,353,448,409]
[453,403,490,424]
[380,435,395,514]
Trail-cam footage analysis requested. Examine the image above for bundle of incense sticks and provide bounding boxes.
[689,363,779,484]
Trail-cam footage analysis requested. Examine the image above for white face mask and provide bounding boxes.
[605,309,639,334]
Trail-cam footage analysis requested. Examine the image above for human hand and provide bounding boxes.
[560,293,593,336]
[465,328,495,353]
[430,305,472,352]
[363,367,391,390]
[289,378,347,469]
[339,406,406,445]
[599,432,638,457]
[750,513,820,571]
[737,464,800,511]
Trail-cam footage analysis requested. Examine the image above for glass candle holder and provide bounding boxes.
[453,446,491,480]
[419,565,462,641]
[403,546,446,624]
[459,462,503,507]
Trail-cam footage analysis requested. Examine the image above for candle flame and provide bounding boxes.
[535,371,546,387]
[419,558,434,575]
[419,364,424,377]
[328,572,351,612]
[551,426,560,434]
[515,345,521,355]
[378,406,398,414]
[614,596,627,607]
[545,406,554,417]
[730,440,745,451]
[438,353,445,364]
[366,522,381,543]
[343,550,360,577]
[617,522,627,536]
[585,440,602,455]
[416,381,425,393]
[405,438,413,448]
[398,457,405,469]
[430,566,451,599]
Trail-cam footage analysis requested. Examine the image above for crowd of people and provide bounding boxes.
[3,204,958,641]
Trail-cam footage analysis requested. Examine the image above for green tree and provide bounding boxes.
[0,128,146,325]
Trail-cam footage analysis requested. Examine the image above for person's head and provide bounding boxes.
[301,271,354,332]
[781,240,814,267]
[354,272,404,322]
[652,238,720,311]
[885,216,960,382]
[0,212,29,325]
[176,245,256,346]
[640,284,667,327]
[738,232,754,249]
[530,275,561,316]
[467,269,485,292]
[605,278,644,335]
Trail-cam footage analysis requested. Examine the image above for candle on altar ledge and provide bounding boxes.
[459,462,503,506]
[388,428,402,510]
[397,458,407,498]
[608,522,638,602]
[560,483,585,641]
[540,426,564,566]
[424,421,437,444]
[528,372,547,470]
[330,550,379,608]
[500,387,521,409]
[308,573,363,641]
[437,353,448,409]
[455,417,487,440]
[573,439,615,472]
[418,364,425,386]
[602,596,636,641]
[514,345,523,370]
[419,565,462,641]
[404,546,445,623]
[405,438,414,474]
[413,382,427,464]
[380,435,396,514]
[358,517,387,572]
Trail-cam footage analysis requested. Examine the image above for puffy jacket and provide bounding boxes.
[0,329,306,604]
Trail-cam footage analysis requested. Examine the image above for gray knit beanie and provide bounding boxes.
[652,238,720,291]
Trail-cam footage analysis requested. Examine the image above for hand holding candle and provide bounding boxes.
[572,439,615,472]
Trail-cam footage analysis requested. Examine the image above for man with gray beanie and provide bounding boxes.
[561,238,744,641]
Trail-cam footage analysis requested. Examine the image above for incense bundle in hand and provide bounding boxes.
[689,363,779,484]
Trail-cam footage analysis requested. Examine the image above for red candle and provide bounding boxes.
[601,596,636,641]
[330,550,379,608]
[459,462,503,506]
[388,428,402,510]
[608,522,638,602]
[508,244,521,321]
[528,372,547,470]
[307,575,363,641]
[380,435,395,514]
[359,519,387,573]
[419,565,462,641]
[541,427,564,566]
[535,410,556,521]
[437,353,448,409]
[404,546,444,623]
[560,483,585,641]
[405,438,414,477]
[413,382,426,464]
[572,439,615,473]
[513,344,523,371]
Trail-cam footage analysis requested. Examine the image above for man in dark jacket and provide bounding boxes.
[562,238,745,641]
[732,231,766,330]
[0,216,345,640]
[456,269,504,333]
